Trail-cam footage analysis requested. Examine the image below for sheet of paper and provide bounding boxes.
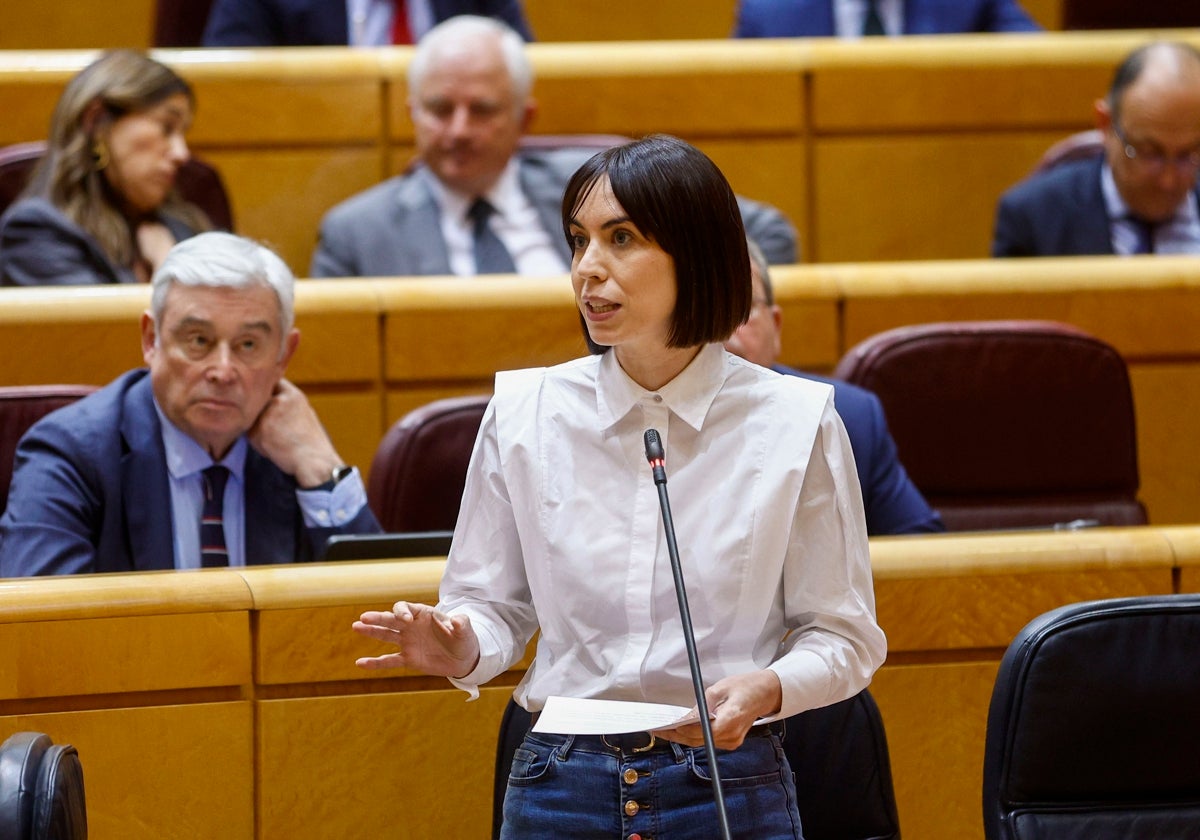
[531,696,701,735]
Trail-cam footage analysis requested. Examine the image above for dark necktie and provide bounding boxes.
[1127,216,1157,255]
[468,198,517,275]
[863,0,886,36]
[200,465,230,568]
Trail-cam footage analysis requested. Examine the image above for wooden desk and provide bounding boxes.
[1,525,1193,839]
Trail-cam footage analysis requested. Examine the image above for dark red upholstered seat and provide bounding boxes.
[367,394,490,533]
[0,385,97,515]
[832,320,1147,532]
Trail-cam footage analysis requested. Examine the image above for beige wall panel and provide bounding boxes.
[380,278,585,381]
[1,703,253,839]
[876,567,1172,652]
[256,602,441,685]
[196,147,384,277]
[186,79,383,146]
[0,9,152,50]
[524,0,740,41]
[1129,363,1200,526]
[385,384,494,428]
[304,391,384,479]
[0,613,250,700]
[807,33,1150,132]
[530,70,802,137]
[0,76,73,145]
[257,687,510,838]
[872,660,1000,840]
[290,281,383,383]
[695,137,808,258]
[812,132,1064,262]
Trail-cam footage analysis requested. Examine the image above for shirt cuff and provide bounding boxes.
[296,467,368,528]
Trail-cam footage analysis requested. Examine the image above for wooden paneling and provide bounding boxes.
[1,703,254,840]
[525,0,740,41]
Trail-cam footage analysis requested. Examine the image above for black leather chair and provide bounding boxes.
[983,594,1200,840]
[832,320,1147,532]
[493,690,901,840]
[0,732,87,840]
[366,394,490,532]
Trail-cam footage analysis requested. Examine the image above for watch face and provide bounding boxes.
[333,465,354,484]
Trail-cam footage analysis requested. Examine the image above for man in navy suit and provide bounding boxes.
[734,0,1040,38]
[993,41,1200,257]
[0,232,381,577]
[203,0,532,46]
[726,239,944,535]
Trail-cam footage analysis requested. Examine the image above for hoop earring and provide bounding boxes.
[92,141,110,171]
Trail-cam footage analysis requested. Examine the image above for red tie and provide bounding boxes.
[391,1,412,44]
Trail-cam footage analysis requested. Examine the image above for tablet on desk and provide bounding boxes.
[319,531,454,561]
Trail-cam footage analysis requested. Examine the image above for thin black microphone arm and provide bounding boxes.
[642,429,732,840]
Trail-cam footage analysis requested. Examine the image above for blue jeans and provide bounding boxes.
[499,729,804,839]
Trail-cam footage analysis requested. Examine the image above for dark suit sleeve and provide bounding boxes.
[738,196,799,264]
[984,0,1042,31]
[0,421,102,576]
[991,186,1036,257]
[203,0,284,46]
[733,0,766,36]
[856,393,945,535]
[310,209,360,278]
[0,204,116,286]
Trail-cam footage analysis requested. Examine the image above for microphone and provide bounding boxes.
[642,429,732,840]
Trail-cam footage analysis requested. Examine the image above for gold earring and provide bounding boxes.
[92,141,110,171]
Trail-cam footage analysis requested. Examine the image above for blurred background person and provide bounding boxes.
[203,0,533,47]
[734,0,1041,37]
[727,238,944,535]
[0,50,210,287]
[993,41,1200,257]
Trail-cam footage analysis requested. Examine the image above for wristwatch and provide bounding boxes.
[307,464,353,492]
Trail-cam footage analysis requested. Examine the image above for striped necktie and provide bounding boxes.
[1127,216,1157,255]
[468,198,517,274]
[200,465,230,568]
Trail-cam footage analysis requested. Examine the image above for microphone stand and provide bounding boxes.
[643,429,732,840]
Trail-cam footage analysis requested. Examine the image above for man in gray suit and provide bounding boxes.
[311,15,797,279]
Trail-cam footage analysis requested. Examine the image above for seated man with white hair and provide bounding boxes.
[0,231,381,576]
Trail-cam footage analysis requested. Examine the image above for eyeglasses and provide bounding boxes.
[1111,123,1200,175]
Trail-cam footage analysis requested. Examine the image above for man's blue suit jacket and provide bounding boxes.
[0,369,381,577]
[203,0,533,46]
[777,365,944,535]
[993,156,1200,257]
[734,0,1040,36]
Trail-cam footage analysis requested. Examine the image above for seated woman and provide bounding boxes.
[0,50,210,286]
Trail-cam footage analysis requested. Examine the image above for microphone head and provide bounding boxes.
[644,429,664,462]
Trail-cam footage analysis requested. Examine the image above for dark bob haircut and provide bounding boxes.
[561,134,751,352]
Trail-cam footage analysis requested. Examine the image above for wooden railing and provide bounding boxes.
[1,525,1194,838]
[2,30,1196,273]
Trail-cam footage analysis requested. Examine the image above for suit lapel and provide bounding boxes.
[519,156,573,265]
[394,175,453,275]
[1076,158,1116,254]
[119,376,176,571]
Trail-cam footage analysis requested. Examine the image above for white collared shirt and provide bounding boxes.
[1100,163,1200,255]
[440,343,886,719]
[835,0,903,37]
[156,400,368,569]
[423,160,569,277]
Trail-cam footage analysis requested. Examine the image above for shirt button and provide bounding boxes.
[624,800,640,817]
[623,768,639,785]
[653,394,663,403]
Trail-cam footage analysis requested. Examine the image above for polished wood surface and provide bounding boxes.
[4,256,1200,521]
[3,32,1198,271]
[1,526,1196,839]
